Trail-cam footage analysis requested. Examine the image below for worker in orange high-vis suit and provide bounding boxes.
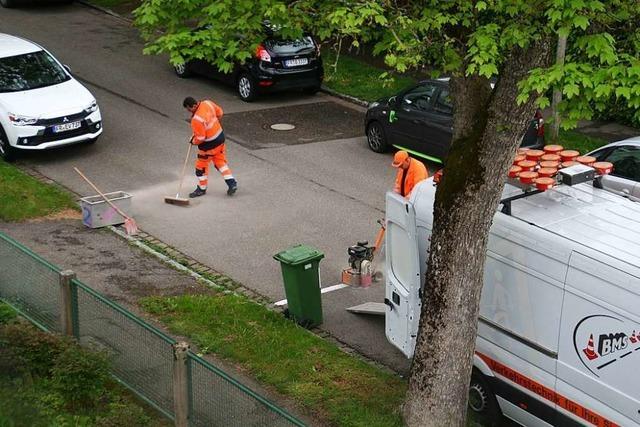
[392,150,428,198]
[183,96,238,198]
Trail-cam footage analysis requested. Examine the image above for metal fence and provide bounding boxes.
[0,231,304,427]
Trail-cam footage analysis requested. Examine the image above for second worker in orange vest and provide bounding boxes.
[183,96,238,198]
[392,150,428,198]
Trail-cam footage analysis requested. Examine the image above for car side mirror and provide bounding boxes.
[63,64,71,74]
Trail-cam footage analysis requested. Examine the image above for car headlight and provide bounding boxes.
[368,102,380,109]
[84,100,99,114]
[8,113,38,126]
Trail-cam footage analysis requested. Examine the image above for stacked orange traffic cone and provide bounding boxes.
[582,334,599,360]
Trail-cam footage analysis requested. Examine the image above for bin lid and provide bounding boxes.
[273,244,324,265]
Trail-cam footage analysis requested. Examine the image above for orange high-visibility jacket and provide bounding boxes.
[394,158,428,198]
[191,100,223,145]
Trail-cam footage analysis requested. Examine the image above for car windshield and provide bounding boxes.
[0,50,70,93]
[264,36,315,55]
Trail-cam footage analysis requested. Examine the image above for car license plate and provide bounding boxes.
[53,121,81,133]
[285,58,309,67]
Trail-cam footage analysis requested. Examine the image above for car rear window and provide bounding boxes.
[0,50,70,93]
[264,37,315,55]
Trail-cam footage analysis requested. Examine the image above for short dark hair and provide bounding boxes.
[183,97,197,108]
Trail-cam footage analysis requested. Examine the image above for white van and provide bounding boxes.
[385,174,640,426]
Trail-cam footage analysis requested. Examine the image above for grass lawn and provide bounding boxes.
[556,129,608,154]
[322,50,417,102]
[141,293,406,427]
[0,162,77,222]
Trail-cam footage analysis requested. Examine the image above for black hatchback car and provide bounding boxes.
[174,28,323,102]
[365,79,544,163]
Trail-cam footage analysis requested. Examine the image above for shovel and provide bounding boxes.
[164,142,192,206]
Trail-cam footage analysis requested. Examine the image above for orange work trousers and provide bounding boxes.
[195,144,234,189]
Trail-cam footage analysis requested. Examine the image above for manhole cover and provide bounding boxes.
[270,123,296,131]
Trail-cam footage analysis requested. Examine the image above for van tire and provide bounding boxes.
[468,371,501,426]
[0,0,17,8]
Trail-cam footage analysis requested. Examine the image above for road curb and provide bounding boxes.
[320,85,370,108]
[76,0,134,23]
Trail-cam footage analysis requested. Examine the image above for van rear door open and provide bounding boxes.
[385,191,422,358]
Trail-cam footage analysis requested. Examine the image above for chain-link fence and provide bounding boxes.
[0,232,305,427]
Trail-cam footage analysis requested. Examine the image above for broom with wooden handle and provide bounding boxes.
[73,167,138,235]
[164,141,192,206]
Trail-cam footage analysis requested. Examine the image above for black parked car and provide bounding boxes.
[365,79,544,163]
[174,27,323,102]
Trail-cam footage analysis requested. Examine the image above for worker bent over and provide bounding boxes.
[392,150,428,198]
[183,96,238,198]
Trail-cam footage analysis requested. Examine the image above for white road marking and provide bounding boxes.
[274,283,349,306]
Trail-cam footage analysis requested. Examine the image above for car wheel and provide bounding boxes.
[304,85,321,95]
[0,0,17,8]
[468,371,501,426]
[237,73,257,102]
[0,127,17,162]
[173,62,192,78]
[366,121,389,153]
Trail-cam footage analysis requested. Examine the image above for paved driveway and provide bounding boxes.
[1,4,414,372]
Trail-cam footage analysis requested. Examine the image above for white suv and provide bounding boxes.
[0,33,102,161]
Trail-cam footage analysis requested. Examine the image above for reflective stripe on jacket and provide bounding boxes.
[394,158,428,198]
[191,100,223,145]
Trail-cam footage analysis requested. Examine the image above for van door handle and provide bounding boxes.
[384,298,394,311]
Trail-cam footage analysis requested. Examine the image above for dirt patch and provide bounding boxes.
[0,220,209,308]
[28,209,82,222]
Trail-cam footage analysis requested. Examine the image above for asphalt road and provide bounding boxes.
[1,3,412,372]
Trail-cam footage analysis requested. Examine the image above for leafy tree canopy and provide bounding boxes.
[135,0,640,126]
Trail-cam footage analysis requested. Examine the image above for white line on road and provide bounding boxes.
[274,283,349,306]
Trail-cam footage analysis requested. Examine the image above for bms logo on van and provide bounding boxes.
[573,315,640,377]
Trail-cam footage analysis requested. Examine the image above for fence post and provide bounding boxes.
[173,342,190,427]
[58,270,78,337]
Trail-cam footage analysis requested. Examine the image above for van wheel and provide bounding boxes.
[173,62,192,78]
[237,73,257,102]
[469,372,501,426]
[366,121,389,153]
[0,126,17,162]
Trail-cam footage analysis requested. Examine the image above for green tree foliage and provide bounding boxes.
[135,0,639,126]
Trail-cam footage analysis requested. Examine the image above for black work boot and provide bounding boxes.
[226,179,238,196]
[189,187,207,198]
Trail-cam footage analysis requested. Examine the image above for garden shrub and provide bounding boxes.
[51,345,111,410]
[0,322,72,377]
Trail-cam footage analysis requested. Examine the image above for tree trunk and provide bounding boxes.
[403,38,553,426]
[551,34,568,142]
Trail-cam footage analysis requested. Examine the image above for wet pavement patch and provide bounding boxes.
[222,102,365,149]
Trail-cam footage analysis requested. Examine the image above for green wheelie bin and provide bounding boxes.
[273,245,324,327]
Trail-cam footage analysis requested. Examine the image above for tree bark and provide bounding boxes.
[551,34,568,142]
[403,37,553,426]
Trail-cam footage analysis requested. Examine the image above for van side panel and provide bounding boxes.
[480,218,569,359]
[557,252,640,426]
